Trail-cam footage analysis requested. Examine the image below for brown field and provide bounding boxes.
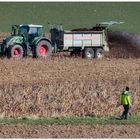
[0,56,140,118]
[0,32,140,138]
[0,124,140,138]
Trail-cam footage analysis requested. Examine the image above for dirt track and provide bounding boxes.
[0,124,140,138]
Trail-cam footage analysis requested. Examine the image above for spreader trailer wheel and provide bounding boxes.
[83,48,95,59]
[95,48,104,59]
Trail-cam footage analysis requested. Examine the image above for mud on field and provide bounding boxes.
[0,124,140,138]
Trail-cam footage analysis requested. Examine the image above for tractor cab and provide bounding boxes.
[2,24,52,59]
[12,24,44,44]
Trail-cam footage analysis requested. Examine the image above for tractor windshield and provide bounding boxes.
[28,27,43,43]
[28,27,43,36]
[18,26,29,36]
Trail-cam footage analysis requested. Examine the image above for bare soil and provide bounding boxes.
[0,124,140,138]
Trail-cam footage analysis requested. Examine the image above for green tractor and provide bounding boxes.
[0,24,52,59]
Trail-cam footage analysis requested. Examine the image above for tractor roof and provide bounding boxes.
[19,24,43,28]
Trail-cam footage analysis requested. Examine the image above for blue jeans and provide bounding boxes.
[121,105,130,119]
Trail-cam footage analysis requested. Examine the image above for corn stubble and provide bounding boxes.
[0,57,139,118]
[0,32,140,118]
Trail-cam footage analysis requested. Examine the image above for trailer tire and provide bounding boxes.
[7,44,24,59]
[34,40,52,58]
[83,48,95,59]
[95,48,104,59]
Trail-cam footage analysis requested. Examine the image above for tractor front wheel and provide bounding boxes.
[7,44,24,59]
[34,40,52,58]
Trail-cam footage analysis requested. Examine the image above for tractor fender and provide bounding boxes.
[7,43,24,51]
[32,37,52,46]
[6,36,24,48]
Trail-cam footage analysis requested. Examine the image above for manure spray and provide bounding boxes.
[108,31,140,58]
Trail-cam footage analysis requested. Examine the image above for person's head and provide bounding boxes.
[126,86,129,91]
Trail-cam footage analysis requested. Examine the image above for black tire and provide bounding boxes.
[70,49,81,57]
[95,48,104,59]
[70,51,74,57]
[7,44,24,59]
[34,40,52,58]
[83,48,95,59]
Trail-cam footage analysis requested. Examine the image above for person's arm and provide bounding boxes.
[120,90,124,105]
[127,95,131,106]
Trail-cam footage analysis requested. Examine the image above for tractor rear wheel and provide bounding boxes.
[34,40,52,58]
[7,44,24,59]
